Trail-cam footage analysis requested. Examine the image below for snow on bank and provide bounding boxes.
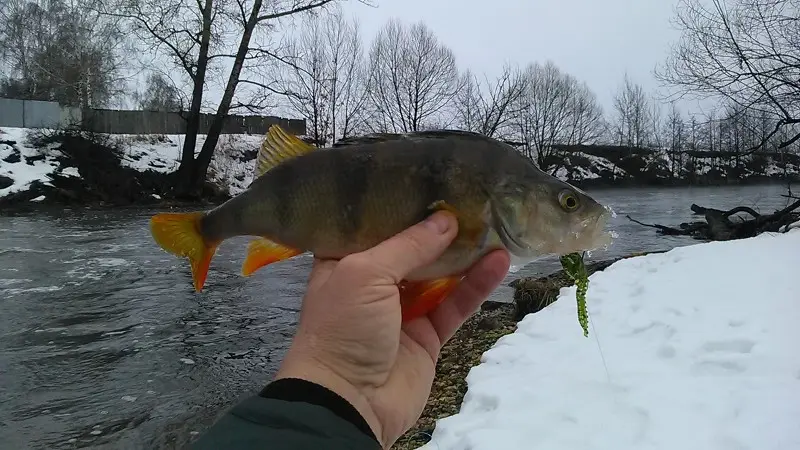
[0,128,82,198]
[0,128,268,199]
[114,133,266,195]
[781,219,800,232]
[420,230,800,450]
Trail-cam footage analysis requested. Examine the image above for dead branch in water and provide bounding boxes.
[625,215,700,235]
[628,197,800,241]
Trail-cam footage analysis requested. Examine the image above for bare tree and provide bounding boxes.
[322,8,368,142]
[279,13,330,146]
[656,0,800,153]
[511,61,604,173]
[453,71,483,133]
[563,80,606,146]
[278,7,367,146]
[0,0,129,107]
[132,72,184,111]
[97,0,343,194]
[512,61,570,167]
[612,73,651,148]
[453,63,528,138]
[364,19,461,133]
[664,102,686,177]
[648,101,665,150]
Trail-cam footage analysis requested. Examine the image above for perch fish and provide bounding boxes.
[149,125,612,321]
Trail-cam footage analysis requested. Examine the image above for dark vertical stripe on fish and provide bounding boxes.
[333,149,370,237]
[231,201,244,231]
[271,163,294,229]
[482,140,503,179]
[420,140,455,215]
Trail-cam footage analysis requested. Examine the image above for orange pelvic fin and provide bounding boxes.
[150,212,219,292]
[399,277,462,322]
[242,237,302,276]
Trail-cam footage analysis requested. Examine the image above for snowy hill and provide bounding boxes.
[419,229,800,450]
[553,144,800,186]
[0,128,80,199]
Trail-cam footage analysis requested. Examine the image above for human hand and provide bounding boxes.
[274,211,511,448]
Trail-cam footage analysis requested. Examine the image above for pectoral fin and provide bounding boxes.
[242,237,303,276]
[399,277,462,322]
[428,200,489,246]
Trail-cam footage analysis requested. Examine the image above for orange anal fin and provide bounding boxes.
[399,277,462,322]
[242,237,302,276]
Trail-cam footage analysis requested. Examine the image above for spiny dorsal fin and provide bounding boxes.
[254,125,316,178]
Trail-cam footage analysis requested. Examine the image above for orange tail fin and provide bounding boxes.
[241,237,302,276]
[399,277,462,322]
[150,212,218,292]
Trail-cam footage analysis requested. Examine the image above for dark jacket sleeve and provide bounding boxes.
[191,378,382,450]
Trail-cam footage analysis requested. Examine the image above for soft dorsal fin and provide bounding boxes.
[331,129,495,148]
[254,125,316,178]
[332,132,407,148]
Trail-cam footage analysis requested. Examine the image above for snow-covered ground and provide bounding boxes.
[0,128,267,198]
[420,229,800,450]
[781,219,800,232]
[0,128,82,197]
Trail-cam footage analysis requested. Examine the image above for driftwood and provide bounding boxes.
[628,198,800,241]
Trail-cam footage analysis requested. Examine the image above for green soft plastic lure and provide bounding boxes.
[560,252,589,337]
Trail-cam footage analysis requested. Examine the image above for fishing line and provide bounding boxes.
[590,309,612,384]
[577,250,612,383]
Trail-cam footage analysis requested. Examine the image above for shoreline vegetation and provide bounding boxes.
[1,128,798,211]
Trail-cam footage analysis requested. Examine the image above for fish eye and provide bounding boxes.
[558,189,580,211]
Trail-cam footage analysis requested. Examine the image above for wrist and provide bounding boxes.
[275,350,386,447]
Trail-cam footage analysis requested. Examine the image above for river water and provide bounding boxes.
[0,183,793,449]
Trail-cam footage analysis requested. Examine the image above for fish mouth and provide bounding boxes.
[551,206,613,255]
[575,207,612,250]
[590,207,610,232]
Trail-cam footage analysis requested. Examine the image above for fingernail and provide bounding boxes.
[423,212,451,234]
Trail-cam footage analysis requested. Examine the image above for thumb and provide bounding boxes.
[360,211,458,284]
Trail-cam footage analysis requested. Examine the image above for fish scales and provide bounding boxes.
[211,136,504,256]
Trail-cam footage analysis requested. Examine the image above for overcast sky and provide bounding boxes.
[340,0,706,115]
